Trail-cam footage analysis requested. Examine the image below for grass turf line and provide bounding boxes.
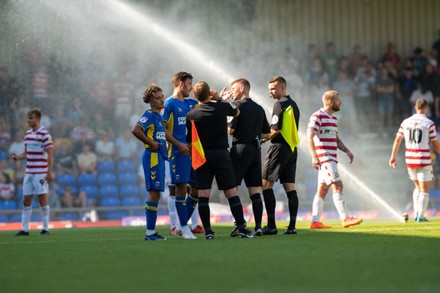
[0,219,439,293]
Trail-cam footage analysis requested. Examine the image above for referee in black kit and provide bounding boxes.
[186,81,253,239]
[225,78,270,237]
[261,76,300,235]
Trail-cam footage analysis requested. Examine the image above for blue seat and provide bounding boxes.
[0,214,8,223]
[104,210,129,220]
[59,212,78,221]
[132,210,145,217]
[0,201,17,210]
[120,184,141,197]
[0,151,7,160]
[15,187,23,197]
[122,197,141,206]
[97,161,116,174]
[79,185,99,199]
[9,213,21,222]
[57,174,77,187]
[429,189,440,198]
[117,160,137,173]
[118,172,138,186]
[77,174,97,187]
[31,213,42,221]
[57,185,78,195]
[98,173,118,185]
[86,198,96,206]
[99,185,119,198]
[101,197,121,207]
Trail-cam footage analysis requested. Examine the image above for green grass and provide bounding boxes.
[1,219,440,293]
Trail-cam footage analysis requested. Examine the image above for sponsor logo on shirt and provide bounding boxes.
[156,132,165,140]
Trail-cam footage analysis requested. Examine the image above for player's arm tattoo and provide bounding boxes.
[336,136,348,153]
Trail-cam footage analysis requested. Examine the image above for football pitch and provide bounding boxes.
[1,219,439,293]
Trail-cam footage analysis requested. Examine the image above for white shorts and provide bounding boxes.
[318,161,341,185]
[407,166,433,182]
[23,173,49,196]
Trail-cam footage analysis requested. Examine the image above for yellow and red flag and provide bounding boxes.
[191,120,206,170]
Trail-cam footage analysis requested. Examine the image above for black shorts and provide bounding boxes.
[262,143,297,183]
[194,149,236,190]
[230,142,262,187]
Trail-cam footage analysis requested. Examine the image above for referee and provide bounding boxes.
[261,76,300,235]
[186,81,253,239]
[226,78,270,236]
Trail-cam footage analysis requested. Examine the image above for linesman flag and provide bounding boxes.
[191,120,206,170]
[280,105,299,152]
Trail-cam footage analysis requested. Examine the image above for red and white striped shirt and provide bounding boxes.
[397,114,437,168]
[24,127,53,174]
[307,108,338,164]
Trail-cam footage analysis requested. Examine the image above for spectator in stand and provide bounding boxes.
[8,131,25,157]
[60,185,87,209]
[68,98,86,124]
[77,144,97,174]
[312,75,330,109]
[113,71,134,121]
[0,172,14,201]
[301,44,320,77]
[115,130,137,161]
[12,94,31,132]
[420,63,440,123]
[431,29,440,69]
[284,64,304,101]
[31,65,51,110]
[95,131,116,161]
[12,160,26,185]
[397,67,418,119]
[0,118,12,151]
[333,71,357,129]
[354,59,376,129]
[282,46,299,71]
[90,74,113,113]
[381,42,401,70]
[40,112,52,131]
[337,56,351,76]
[91,112,113,138]
[306,57,329,88]
[322,41,339,84]
[55,140,78,175]
[51,105,73,139]
[70,117,96,143]
[0,159,14,180]
[411,47,428,78]
[0,67,10,118]
[376,67,396,135]
[5,77,21,127]
[349,44,367,77]
[409,84,434,118]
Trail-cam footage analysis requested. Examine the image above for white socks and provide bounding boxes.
[41,205,50,231]
[312,195,325,222]
[191,206,199,229]
[332,192,348,220]
[168,195,178,228]
[418,192,429,219]
[21,206,32,232]
[412,189,420,217]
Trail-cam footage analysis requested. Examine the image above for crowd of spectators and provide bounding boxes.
[1,35,440,220]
